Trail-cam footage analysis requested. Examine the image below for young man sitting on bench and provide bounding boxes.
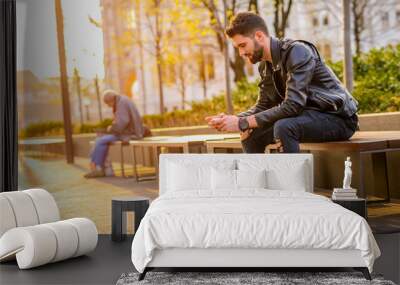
[206,12,358,153]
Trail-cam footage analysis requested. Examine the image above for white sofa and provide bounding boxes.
[132,154,380,281]
[0,188,98,269]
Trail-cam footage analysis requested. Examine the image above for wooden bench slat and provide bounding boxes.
[206,140,388,152]
[206,131,400,152]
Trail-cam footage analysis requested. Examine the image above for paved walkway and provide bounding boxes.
[18,154,158,234]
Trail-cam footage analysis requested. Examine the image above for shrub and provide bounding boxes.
[20,44,399,137]
[326,44,400,113]
[20,121,65,138]
[78,119,113,133]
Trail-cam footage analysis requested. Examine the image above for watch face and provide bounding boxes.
[239,118,249,131]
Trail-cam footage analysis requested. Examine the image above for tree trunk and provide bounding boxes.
[154,3,165,114]
[351,0,367,55]
[55,0,74,163]
[155,43,164,114]
[94,74,103,122]
[343,0,353,91]
[273,0,292,38]
[73,68,83,125]
[223,0,234,114]
[180,70,186,110]
[202,0,246,83]
[177,45,186,110]
[200,49,207,99]
[134,0,147,114]
[230,49,246,82]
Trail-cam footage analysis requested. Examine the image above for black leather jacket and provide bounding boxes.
[238,37,358,127]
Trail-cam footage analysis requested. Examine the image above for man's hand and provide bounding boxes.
[206,113,259,133]
[207,115,240,132]
[205,113,223,121]
[240,129,253,141]
[205,113,225,129]
[218,115,240,132]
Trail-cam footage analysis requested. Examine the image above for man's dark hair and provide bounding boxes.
[226,12,269,38]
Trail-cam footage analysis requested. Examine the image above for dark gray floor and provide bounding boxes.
[1,233,398,285]
[0,235,134,285]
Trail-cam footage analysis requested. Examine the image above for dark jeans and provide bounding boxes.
[241,109,358,153]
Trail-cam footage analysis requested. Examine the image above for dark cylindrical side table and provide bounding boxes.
[112,196,150,242]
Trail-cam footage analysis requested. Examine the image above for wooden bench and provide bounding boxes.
[90,136,173,178]
[129,134,240,181]
[206,131,400,202]
[19,138,65,159]
[89,140,131,178]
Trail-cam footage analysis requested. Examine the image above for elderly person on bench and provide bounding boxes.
[84,90,144,178]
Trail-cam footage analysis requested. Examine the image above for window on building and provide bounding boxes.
[382,12,389,29]
[323,43,332,60]
[198,52,215,81]
[206,54,215,80]
[162,61,176,85]
[323,15,329,26]
[168,63,176,84]
[312,16,318,27]
[198,52,206,82]
[396,10,400,24]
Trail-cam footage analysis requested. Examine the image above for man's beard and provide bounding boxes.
[249,40,264,64]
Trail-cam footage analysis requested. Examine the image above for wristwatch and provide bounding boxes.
[238,117,250,132]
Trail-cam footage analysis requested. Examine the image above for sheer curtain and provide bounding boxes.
[0,0,17,192]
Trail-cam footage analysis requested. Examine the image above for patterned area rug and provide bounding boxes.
[116,271,395,285]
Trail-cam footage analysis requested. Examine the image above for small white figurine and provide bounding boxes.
[343,156,352,189]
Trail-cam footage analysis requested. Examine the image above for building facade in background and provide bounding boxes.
[100,0,400,115]
[100,0,234,115]
[261,0,400,61]
[100,0,136,99]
